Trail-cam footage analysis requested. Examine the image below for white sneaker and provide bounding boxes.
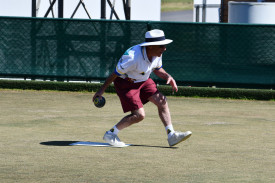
[168,131,192,147]
[103,132,126,147]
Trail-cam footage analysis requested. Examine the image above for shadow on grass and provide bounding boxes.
[131,144,178,149]
[40,141,177,149]
[40,141,79,146]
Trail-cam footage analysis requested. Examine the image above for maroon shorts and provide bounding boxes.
[114,77,159,113]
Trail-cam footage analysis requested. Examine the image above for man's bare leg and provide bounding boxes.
[148,92,172,127]
[103,108,145,146]
[115,108,145,130]
[149,92,192,146]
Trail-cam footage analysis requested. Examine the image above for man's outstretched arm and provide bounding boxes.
[153,68,178,92]
[93,72,118,101]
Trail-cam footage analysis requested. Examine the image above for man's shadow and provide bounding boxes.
[40,141,178,149]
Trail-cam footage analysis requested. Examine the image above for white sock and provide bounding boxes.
[108,125,120,135]
[165,125,175,138]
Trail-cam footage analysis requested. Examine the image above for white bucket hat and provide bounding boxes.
[139,29,173,46]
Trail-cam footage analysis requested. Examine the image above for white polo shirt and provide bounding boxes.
[114,44,162,83]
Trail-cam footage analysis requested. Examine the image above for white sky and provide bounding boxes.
[0,0,160,20]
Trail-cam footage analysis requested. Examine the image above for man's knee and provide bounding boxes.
[136,112,145,122]
[159,95,167,106]
[153,93,168,107]
[132,109,145,122]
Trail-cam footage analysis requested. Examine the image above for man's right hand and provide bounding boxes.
[93,91,103,102]
[92,72,118,101]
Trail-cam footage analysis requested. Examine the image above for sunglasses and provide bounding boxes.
[159,45,166,48]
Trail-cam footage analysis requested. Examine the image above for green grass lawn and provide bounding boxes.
[162,0,193,12]
[0,89,274,183]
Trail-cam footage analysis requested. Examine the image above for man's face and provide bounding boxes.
[148,45,166,57]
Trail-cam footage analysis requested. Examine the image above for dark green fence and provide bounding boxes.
[0,16,275,89]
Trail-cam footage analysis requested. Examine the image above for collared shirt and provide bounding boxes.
[114,44,162,83]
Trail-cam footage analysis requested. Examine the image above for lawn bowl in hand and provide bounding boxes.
[94,96,106,108]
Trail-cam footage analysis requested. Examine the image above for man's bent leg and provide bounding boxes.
[116,108,145,130]
[103,108,145,146]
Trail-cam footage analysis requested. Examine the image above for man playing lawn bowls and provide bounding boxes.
[93,29,192,147]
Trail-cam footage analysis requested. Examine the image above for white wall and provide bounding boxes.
[0,0,160,21]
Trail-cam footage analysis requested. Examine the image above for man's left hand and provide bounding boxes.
[166,76,178,92]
